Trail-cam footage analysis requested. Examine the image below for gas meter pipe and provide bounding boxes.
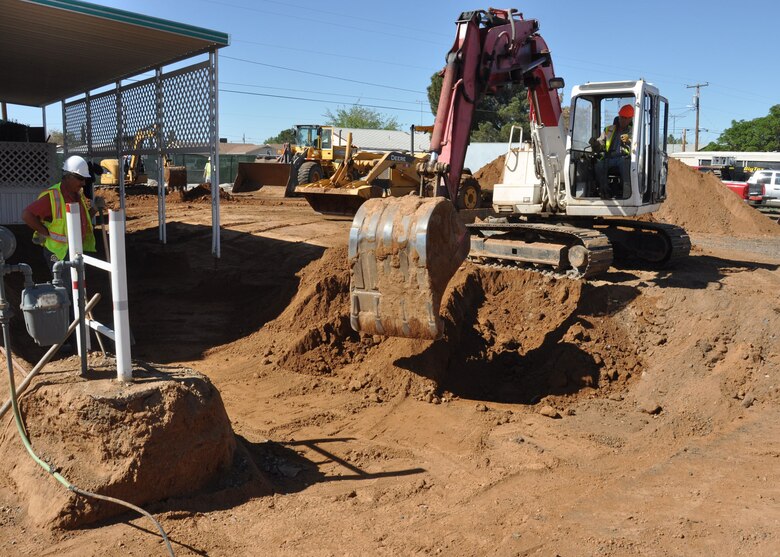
[0,279,174,556]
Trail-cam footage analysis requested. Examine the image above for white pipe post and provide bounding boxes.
[65,203,91,354]
[109,210,132,382]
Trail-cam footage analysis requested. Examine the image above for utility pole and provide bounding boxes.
[681,128,687,152]
[686,82,709,152]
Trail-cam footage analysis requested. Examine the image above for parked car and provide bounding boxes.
[747,170,780,207]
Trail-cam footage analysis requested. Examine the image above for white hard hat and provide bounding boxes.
[62,155,91,178]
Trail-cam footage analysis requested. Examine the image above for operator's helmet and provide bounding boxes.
[619,105,635,118]
[62,155,91,178]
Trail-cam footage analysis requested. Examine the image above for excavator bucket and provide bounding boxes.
[232,162,291,193]
[164,165,188,191]
[349,196,469,340]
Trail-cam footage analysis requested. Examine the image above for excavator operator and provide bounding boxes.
[590,104,634,198]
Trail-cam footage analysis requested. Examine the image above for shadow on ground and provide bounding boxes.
[3,222,326,364]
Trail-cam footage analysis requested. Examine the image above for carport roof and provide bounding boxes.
[0,0,230,107]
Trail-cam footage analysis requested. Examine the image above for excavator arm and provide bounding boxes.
[429,9,564,202]
[349,8,566,340]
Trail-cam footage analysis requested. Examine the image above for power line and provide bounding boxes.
[222,55,426,94]
[232,39,435,72]
[220,80,427,106]
[220,88,424,114]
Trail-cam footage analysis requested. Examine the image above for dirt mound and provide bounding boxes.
[654,159,780,236]
[0,366,247,529]
[474,154,505,190]
[170,184,233,203]
[251,248,640,406]
[93,184,234,211]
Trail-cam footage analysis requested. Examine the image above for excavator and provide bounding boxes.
[348,8,690,340]
[99,126,188,190]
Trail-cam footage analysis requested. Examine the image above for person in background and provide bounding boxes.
[203,156,211,184]
[21,155,101,273]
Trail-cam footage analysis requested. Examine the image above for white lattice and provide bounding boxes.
[0,141,58,188]
[122,78,158,154]
[64,101,88,154]
[162,63,211,151]
[0,141,57,224]
[90,91,119,155]
[63,61,214,158]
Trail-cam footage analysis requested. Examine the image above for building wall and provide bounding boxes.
[671,151,780,171]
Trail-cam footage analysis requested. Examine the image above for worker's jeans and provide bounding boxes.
[595,156,631,199]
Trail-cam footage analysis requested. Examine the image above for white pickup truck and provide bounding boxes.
[748,170,780,207]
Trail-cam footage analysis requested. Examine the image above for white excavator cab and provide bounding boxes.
[564,80,669,216]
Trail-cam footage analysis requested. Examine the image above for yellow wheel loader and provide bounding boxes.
[232,124,348,194]
[294,134,433,216]
[293,128,484,216]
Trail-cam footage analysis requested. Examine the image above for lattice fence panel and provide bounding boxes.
[62,61,214,158]
[0,141,58,189]
[64,100,88,155]
[162,63,211,151]
[89,91,119,155]
[121,78,158,154]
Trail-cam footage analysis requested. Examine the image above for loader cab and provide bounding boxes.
[565,80,669,217]
[295,125,333,150]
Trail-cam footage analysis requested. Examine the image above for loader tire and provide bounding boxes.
[298,162,324,186]
[456,176,482,210]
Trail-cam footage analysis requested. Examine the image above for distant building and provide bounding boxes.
[671,151,780,172]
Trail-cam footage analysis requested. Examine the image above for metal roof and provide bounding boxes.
[0,0,230,107]
[331,127,432,153]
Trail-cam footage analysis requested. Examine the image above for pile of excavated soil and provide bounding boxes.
[94,184,236,211]
[473,156,780,237]
[0,364,258,530]
[474,153,505,190]
[228,247,641,406]
[653,159,780,236]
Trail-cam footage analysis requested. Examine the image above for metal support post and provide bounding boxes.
[155,67,167,245]
[209,48,221,258]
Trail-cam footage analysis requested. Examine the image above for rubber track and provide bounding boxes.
[465,221,613,279]
[595,219,691,266]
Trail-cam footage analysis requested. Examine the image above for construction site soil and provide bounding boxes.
[0,159,779,556]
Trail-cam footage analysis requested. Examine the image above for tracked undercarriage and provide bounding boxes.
[467,218,691,279]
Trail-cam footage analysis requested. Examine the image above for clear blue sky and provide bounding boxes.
[7,0,779,147]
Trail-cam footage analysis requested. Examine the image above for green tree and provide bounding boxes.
[704,105,780,151]
[427,72,531,142]
[323,105,399,130]
[265,127,296,144]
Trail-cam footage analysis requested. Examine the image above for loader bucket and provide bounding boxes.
[232,162,291,193]
[296,181,382,216]
[349,196,469,340]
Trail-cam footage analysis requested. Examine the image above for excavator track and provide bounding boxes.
[466,221,614,279]
[593,219,691,267]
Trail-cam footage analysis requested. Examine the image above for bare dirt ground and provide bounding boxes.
[1,160,779,556]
